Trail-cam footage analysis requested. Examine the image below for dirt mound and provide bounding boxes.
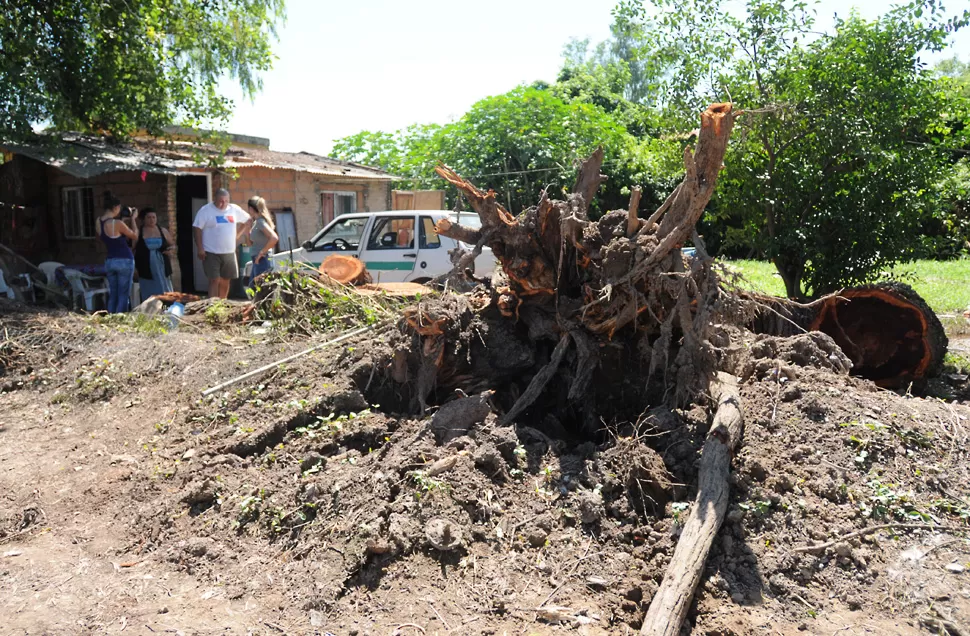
[2,303,970,634]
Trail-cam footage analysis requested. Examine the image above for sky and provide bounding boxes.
[220,0,970,156]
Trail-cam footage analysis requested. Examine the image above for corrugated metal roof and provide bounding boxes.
[0,134,395,181]
[1,137,195,179]
[218,146,397,180]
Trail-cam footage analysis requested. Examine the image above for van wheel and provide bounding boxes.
[412,277,432,285]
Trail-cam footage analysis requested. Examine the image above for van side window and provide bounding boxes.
[367,216,415,250]
[420,216,441,249]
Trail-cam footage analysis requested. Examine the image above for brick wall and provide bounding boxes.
[46,168,172,266]
[226,167,391,241]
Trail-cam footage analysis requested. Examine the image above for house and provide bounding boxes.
[0,132,394,293]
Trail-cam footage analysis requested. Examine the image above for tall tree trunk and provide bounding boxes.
[774,258,802,301]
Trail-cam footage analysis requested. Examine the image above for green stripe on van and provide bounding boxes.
[364,261,414,271]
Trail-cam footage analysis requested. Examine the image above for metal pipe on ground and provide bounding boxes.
[200,324,375,397]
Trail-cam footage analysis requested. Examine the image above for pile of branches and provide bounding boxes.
[247,269,400,336]
[389,104,741,427]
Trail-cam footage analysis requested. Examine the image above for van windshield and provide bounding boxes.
[309,216,367,252]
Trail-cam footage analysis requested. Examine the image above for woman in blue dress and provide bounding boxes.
[134,208,175,303]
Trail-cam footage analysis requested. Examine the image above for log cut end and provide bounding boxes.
[319,255,371,286]
[809,282,947,388]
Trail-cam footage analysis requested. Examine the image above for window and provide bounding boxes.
[63,186,95,239]
[321,191,357,225]
[367,216,415,250]
[420,216,440,249]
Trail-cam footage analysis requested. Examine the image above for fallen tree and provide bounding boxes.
[388,103,739,428]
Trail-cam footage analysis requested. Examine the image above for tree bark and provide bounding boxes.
[640,372,743,636]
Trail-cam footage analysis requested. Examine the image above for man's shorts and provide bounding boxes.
[203,252,239,280]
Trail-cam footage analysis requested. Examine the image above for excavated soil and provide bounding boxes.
[2,300,970,635]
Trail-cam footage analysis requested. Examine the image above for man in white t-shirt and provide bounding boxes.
[192,188,251,299]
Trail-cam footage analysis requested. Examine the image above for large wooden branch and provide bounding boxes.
[572,146,607,213]
[654,103,736,257]
[434,163,515,225]
[434,217,482,245]
[640,372,743,636]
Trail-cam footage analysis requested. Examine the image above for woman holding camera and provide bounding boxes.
[98,192,138,313]
[134,207,175,302]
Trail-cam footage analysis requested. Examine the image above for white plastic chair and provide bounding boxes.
[0,270,14,299]
[33,261,70,305]
[62,268,109,312]
[37,261,64,286]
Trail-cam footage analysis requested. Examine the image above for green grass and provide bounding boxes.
[723,259,970,316]
[91,313,171,335]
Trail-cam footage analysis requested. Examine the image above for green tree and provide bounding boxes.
[0,0,285,139]
[616,0,968,298]
[334,86,681,215]
[331,123,444,188]
[936,56,970,98]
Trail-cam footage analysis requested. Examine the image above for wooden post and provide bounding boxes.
[640,372,743,636]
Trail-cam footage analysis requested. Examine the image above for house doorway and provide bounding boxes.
[175,175,209,293]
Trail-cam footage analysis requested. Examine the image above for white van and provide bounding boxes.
[262,210,494,283]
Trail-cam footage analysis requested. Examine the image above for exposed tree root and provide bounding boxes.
[639,372,743,636]
[386,103,741,430]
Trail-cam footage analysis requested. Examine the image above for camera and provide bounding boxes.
[119,206,136,219]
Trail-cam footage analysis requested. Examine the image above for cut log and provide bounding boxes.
[319,255,371,286]
[747,282,947,388]
[640,372,742,636]
[356,282,432,298]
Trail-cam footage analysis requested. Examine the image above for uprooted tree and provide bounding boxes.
[361,100,946,434]
[386,103,740,429]
[350,101,946,634]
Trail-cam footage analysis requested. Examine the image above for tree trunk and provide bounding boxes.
[746,282,948,388]
[640,373,743,636]
[773,258,801,300]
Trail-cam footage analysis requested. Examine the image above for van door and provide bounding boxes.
[358,214,418,283]
[414,215,447,282]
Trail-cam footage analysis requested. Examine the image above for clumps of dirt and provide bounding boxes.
[690,366,970,632]
[124,352,705,631]
[717,327,853,383]
[6,304,970,634]
[0,301,93,389]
